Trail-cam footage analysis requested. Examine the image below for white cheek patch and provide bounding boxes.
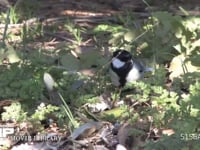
[112,58,125,68]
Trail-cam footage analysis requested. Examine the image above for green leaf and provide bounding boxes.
[61,53,80,71]
[79,50,108,68]
[0,44,21,64]
[124,29,136,42]
[183,17,200,32]
[189,55,200,66]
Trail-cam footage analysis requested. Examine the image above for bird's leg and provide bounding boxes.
[111,87,122,108]
[118,87,122,98]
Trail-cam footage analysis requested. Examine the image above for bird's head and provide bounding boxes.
[112,50,132,69]
[113,50,132,62]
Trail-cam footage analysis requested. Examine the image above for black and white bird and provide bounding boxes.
[110,49,153,87]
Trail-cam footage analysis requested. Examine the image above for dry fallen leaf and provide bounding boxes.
[161,128,175,136]
[43,72,55,92]
[70,50,80,59]
[70,121,103,140]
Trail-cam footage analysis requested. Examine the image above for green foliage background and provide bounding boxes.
[0,2,200,149]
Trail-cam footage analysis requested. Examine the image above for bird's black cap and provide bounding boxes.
[113,50,132,62]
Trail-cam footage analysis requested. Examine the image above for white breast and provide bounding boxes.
[126,67,143,82]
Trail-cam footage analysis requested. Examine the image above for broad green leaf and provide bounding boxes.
[61,53,80,71]
[79,50,108,68]
[189,55,200,66]
[124,30,136,42]
[6,44,21,63]
[183,17,200,32]
[0,44,21,64]
[169,54,200,80]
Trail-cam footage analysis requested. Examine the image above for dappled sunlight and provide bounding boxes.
[0,0,200,150]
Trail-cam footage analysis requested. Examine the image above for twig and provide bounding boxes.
[2,8,10,46]
[0,17,41,29]
[44,32,77,44]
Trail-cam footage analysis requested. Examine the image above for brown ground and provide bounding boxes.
[1,0,199,19]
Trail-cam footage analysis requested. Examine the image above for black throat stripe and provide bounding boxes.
[111,60,133,87]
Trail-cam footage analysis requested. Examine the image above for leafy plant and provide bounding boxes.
[1,102,60,133]
[0,63,44,103]
[0,2,200,149]
[143,81,200,150]
[43,72,80,129]
[31,103,59,121]
[58,93,79,129]
[2,102,27,122]
[64,20,85,46]
[174,17,200,66]
[9,6,19,24]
